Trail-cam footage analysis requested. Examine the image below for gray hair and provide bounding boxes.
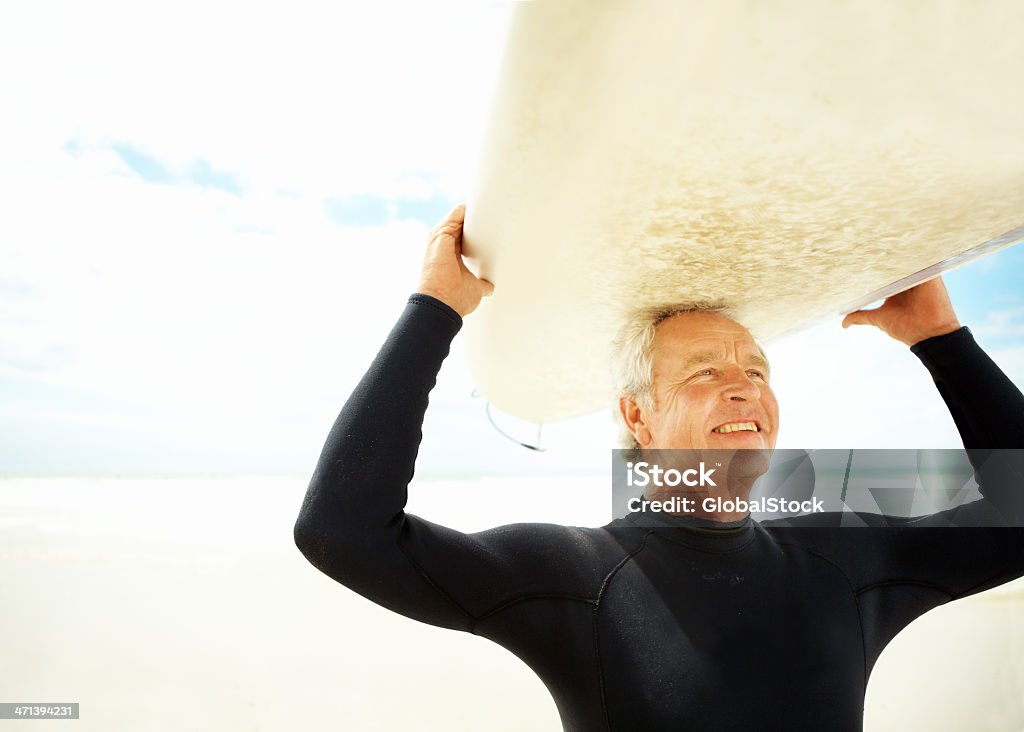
[609,303,738,451]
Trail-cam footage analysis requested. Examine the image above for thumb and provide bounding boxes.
[842,309,876,329]
[479,278,495,297]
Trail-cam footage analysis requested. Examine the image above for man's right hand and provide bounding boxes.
[841,276,961,346]
[416,202,494,318]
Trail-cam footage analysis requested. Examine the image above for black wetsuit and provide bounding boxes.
[294,293,1024,731]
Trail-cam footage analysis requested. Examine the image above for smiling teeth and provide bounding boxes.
[713,422,759,433]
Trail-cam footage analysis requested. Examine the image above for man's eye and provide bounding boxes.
[697,369,714,376]
[748,370,765,379]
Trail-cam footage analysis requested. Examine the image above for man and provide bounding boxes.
[294,203,1023,731]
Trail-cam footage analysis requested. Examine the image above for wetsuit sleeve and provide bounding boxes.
[908,326,1024,525]
[853,327,1024,600]
[768,327,1024,600]
[293,294,607,633]
[776,327,1024,529]
[864,326,1024,603]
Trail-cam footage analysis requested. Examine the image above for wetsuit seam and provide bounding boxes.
[951,564,1018,601]
[476,594,598,623]
[396,535,478,632]
[855,579,955,599]
[593,530,654,732]
[772,539,870,689]
[407,294,463,325]
[854,554,1016,601]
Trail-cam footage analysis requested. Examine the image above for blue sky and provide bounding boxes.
[0,1,1021,478]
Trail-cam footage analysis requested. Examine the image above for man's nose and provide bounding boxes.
[722,369,761,401]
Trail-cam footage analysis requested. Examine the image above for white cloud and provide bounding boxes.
[972,306,1024,341]
[0,142,443,470]
[0,0,512,200]
[0,0,515,466]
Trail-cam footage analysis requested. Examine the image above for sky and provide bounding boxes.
[1,0,1022,478]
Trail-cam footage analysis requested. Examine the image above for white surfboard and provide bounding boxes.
[462,0,1024,424]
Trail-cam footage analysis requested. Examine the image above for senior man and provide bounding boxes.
[294,203,1024,731]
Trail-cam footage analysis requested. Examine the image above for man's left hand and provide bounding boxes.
[841,276,962,346]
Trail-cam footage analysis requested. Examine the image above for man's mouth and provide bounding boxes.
[711,421,761,434]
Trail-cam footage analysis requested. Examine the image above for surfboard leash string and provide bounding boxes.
[471,388,547,451]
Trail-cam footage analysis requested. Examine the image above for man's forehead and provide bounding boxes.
[655,311,755,345]
[653,312,767,363]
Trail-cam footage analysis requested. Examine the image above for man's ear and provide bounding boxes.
[619,396,652,447]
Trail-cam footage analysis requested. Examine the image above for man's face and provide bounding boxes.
[642,312,779,451]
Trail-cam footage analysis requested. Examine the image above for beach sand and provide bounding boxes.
[1,477,1021,731]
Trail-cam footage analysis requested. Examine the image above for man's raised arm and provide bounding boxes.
[292,203,503,629]
[910,326,1024,524]
[843,276,1024,524]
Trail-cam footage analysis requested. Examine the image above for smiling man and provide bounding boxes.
[620,309,778,451]
[613,305,782,521]
[294,203,1024,731]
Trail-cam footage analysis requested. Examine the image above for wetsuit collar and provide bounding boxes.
[620,508,751,530]
[613,510,756,552]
